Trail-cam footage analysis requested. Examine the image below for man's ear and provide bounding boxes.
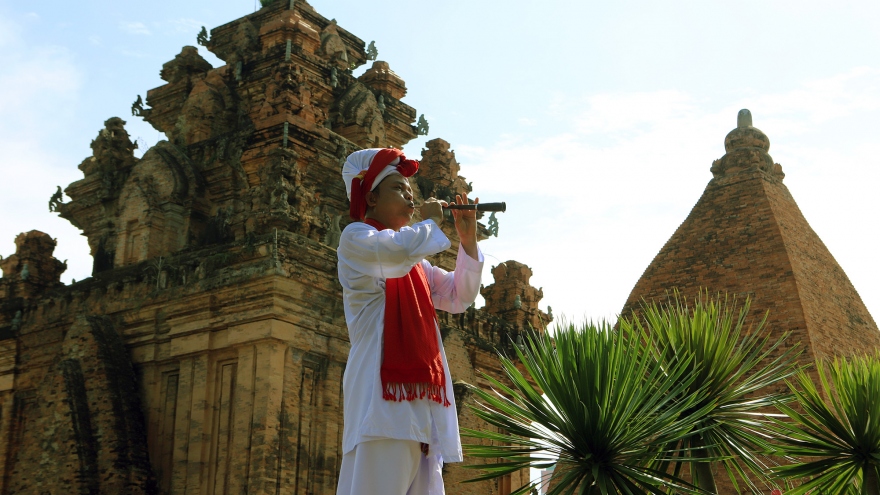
[366,190,378,207]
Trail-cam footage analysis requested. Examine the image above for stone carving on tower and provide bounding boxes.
[0,231,67,301]
[482,260,552,332]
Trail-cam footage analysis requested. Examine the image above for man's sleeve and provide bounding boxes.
[337,220,451,279]
[425,243,484,314]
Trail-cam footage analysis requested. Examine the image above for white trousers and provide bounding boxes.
[336,439,446,495]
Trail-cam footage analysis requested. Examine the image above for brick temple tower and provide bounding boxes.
[481,261,552,332]
[0,1,546,494]
[622,109,879,367]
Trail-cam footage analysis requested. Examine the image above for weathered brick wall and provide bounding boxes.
[622,167,819,363]
[763,178,880,358]
[3,316,155,494]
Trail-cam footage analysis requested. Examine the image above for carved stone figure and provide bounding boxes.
[48,186,64,212]
[20,263,30,281]
[416,114,429,136]
[324,213,342,249]
[197,26,209,46]
[514,294,522,309]
[131,95,144,117]
[366,41,378,61]
[487,212,499,237]
[330,66,339,88]
[377,94,386,114]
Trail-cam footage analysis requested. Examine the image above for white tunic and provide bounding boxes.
[337,219,484,462]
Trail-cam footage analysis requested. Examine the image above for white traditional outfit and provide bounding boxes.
[336,149,483,495]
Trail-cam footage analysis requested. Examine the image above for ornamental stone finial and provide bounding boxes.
[712,108,783,180]
[737,109,752,128]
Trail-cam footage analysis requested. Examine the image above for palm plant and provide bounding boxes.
[769,352,880,495]
[462,320,714,495]
[624,292,802,493]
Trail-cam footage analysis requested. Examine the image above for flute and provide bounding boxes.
[443,202,506,213]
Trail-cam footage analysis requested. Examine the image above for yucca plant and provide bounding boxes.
[624,292,802,493]
[462,320,714,495]
[769,352,880,495]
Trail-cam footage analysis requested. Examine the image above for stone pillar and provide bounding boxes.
[0,339,16,495]
[170,354,209,494]
[224,345,255,495]
[246,341,287,495]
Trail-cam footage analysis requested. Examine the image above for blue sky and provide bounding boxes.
[2,0,879,324]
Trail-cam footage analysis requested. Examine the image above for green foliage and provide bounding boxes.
[769,353,880,495]
[463,320,711,495]
[626,292,802,493]
[463,292,801,494]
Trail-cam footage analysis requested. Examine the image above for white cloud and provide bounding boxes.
[163,18,203,35]
[0,35,82,133]
[0,16,21,47]
[0,13,91,284]
[745,67,880,135]
[459,68,880,324]
[119,21,151,35]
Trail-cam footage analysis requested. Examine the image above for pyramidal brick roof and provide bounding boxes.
[621,110,879,361]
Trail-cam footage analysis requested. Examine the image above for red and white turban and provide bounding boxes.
[342,148,419,220]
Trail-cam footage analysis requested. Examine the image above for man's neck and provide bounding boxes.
[364,213,401,232]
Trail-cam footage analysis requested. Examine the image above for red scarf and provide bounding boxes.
[364,218,450,406]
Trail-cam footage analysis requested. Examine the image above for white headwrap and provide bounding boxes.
[341,148,401,200]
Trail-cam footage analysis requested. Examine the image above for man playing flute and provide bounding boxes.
[335,148,483,495]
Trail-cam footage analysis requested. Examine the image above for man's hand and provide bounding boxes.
[420,198,444,224]
[451,192,479,260]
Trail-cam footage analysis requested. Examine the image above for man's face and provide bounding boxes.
[366,174,415,231]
